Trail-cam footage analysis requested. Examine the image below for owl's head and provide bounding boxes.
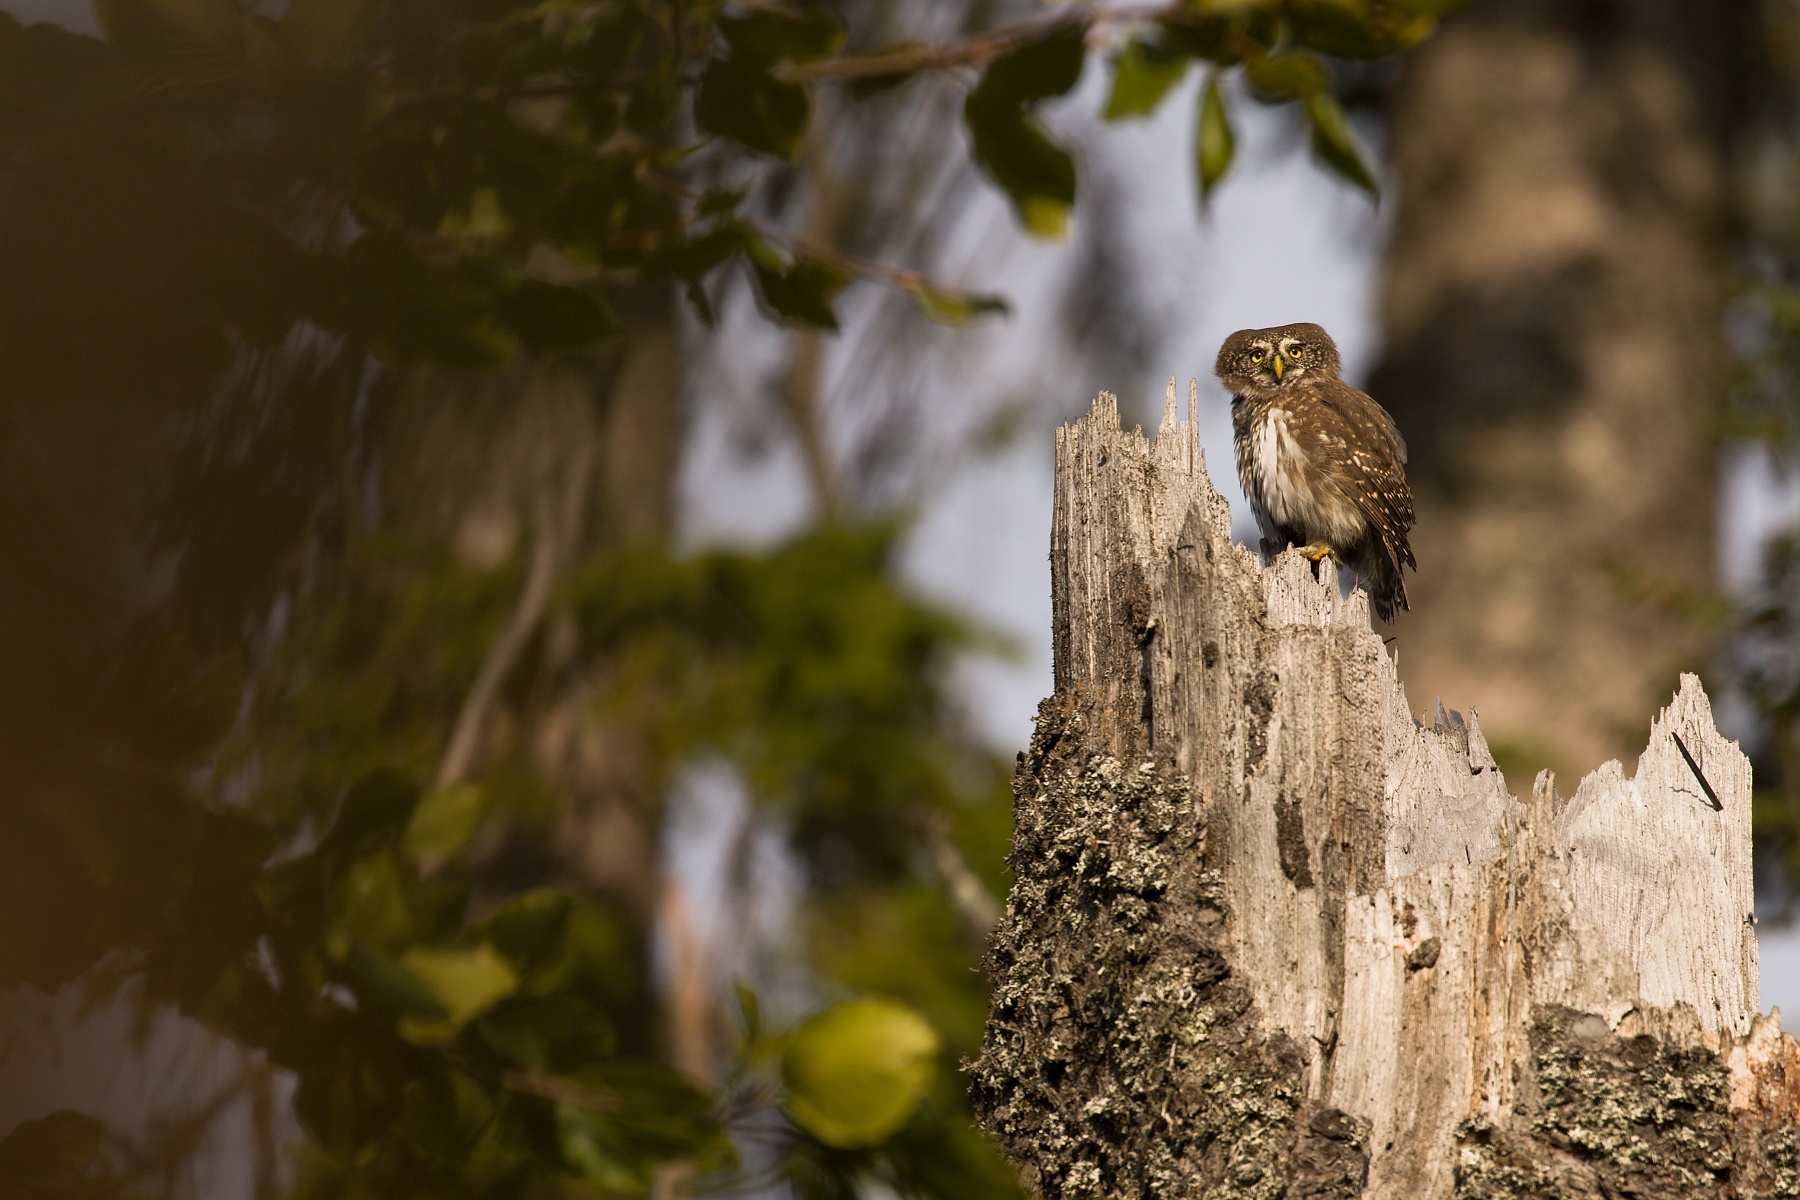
[1214,322,1342,399]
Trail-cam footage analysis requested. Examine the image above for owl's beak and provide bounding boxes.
[1270,357,1284,380]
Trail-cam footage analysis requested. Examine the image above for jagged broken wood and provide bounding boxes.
[970,387,1800,1199]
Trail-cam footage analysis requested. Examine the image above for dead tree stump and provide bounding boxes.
[970,388,1800,1199]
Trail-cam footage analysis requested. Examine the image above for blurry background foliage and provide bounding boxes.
[1728,4,1800,910]
[0,0,1465,1195]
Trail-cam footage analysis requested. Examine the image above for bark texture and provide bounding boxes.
[971,390,1797,1198]
[1366,0,1755,780]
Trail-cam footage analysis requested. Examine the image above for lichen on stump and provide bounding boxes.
[971,694,1366,1199]
[970,387,1800,1198]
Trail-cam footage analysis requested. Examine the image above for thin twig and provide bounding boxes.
[920,811,1002,941]
[780,3,1175,83]
[437,443,592,791]
[638,167,1003,311]
[436,504,561,790]
[389,3,1180,107]
[1671,731,1724,812]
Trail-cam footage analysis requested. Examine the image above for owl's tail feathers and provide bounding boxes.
[1364,543,1411,624]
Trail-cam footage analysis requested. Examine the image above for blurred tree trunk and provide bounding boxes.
[1368,0,1756,778]
[383,283,683,1058]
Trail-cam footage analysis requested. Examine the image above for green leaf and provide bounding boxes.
[484,887,576,975]
[402,783,484,864]
[972,21,1089,107]
[327,854,414,957]
[1154,13,1236,64]
[1103,36,1188,121]
[555,1103,647,1190]
[751,257,849,330]
[321,769,419,859]
[1195,74,1235,202]
[1244,51,1330,100]
[961,107,1074,239]
[965,22,1089,239]
[476,991,613,1073]
[696,55,811,160]
[496,282,620,352]
[399,943,519,1041]
[1304,90,1379,196]
[549,1065,725,1184]
[735,981,761,1042]
[718,7,845,66]
[913,283,1010,326]
[1290,0,1438,59]
[342,941,448,1017]
[325,236,517,367]
[781,997,941,1149]
[686,8,844,156]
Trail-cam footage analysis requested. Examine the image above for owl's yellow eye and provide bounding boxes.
[1250,350,1265,363]
[1288,346,1304,359]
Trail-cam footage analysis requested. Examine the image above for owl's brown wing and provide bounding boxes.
[1289,378,1416,572]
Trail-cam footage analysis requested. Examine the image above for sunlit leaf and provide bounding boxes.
[781,997,940,1149]
[1304,90,1379,196]
[1195,74,1235,203]
[1103,36,1188,121]
[399,943,519,1041]
[402,783,484,864]
[913,283,1010,326]
[327,854,414,957]
[437,186,510,246]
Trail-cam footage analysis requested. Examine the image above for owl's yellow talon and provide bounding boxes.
[1301,542,1334,563]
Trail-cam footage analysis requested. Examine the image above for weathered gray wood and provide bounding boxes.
[972,387,1798,1199]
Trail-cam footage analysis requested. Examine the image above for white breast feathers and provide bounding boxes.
[1250,408,1311,530]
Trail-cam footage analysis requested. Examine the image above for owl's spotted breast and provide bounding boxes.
[1238,407,1365,549]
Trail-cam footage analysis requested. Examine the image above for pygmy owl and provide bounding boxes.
[1215,322,1416,621]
